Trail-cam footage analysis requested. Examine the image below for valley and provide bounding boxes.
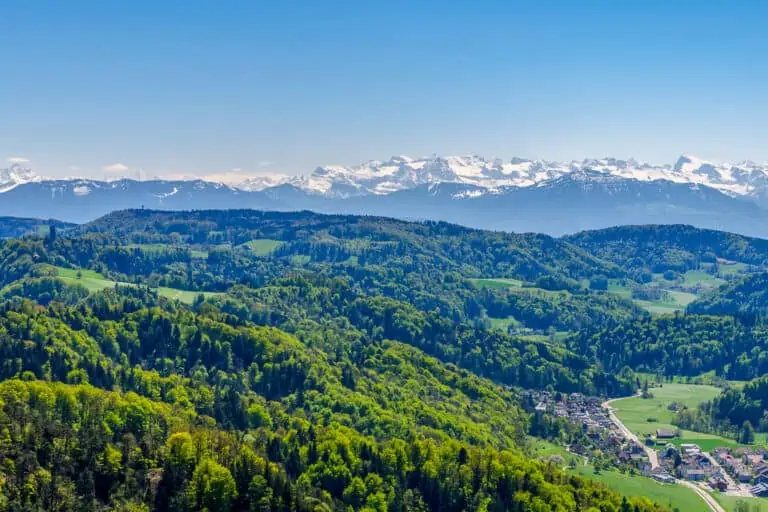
[9,3,767,509]
[0,210,767,509]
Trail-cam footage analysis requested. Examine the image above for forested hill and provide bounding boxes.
[0,216,75,239]
[687,272,768,316]
[81,209,622,281]
[4,208,768,509]
[0,210,671,511]
[564,224,768,273]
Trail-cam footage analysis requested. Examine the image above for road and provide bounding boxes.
[700,451,752,497]
[602,397,726,512]
[602,396,660,469]
[677,480,727,512]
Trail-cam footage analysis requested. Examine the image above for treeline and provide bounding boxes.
[0,379,664,512]
[64,209,626,319]
[0,279,670,509]
[80,209,622,282]
[565,224,768,273]
[474,285,642,331]
[681,375,768,435]
[3,219,642,338]
[0,290,533,448]
[567,314,768,380]
[0,217,75,239]
[687,272,768,317]
[208,277,636,396]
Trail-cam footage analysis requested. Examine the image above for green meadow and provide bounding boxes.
[56,266,222,304]
[570,465,707,511]
[611,383,741,450]
[469,277,524,289]
[607,280,697,314]
[239,239,284,256]
[715,495,768,512]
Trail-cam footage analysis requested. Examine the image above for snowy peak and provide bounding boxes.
[0,163,41,193]
[670,154,768,195]
[300,155,572,198]
[7,154,768,205]
[236,173,305,192]
[288,154,768,201]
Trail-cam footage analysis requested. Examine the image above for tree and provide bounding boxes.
[740,421,756,444]
[47,225,57,246]
[247,403,272,429]
[248,475,272,512]
[187,458,238,511]
[342,477,367,509]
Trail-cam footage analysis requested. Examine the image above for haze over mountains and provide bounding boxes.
[4,154,768,236]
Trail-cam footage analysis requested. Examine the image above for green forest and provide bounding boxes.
[3,210,768,510]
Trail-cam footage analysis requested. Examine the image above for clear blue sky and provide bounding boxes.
[3,0,768,178]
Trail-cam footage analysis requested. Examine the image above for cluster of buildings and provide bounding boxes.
[713,447,768,496]
[618,440,653,473]
[531,391,614,431]
[525,391,768,498]
[657,443,728,489]
[527,391,652,472]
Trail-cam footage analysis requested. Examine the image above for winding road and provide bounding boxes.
[602,397,726,512]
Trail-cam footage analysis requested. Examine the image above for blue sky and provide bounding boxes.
[3,1,768,179]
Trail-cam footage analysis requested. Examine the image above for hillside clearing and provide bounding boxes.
[469,277,524,289]
[55,266,222,304]
[239,239,284,256]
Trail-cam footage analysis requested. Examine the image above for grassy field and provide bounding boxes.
[716,495,768,512]
[469,277,524,289]
[155,287,220,303]
[56,266,222,304]
[635,371,747,390]
[290,255,311,265]
[488,316,520,331]
[470,278,573,301]
[632,290,697,315]
[570,465,707,511]
[56,267,116,292]
[607,280,697,314]
[611,384,743,449]
[718,261,750,275]
[126,243,210,259]
[526,437,578,465]
[682,270,725,288]
[240,239,284,256]
[126,243,174,253]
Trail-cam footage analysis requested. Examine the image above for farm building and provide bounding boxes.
[656,429,678,439]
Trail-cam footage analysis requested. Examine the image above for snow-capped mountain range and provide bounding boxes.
[4,154,768,237]
[232,154,768,202]
[6,154,768,200]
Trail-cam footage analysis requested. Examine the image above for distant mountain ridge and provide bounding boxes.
[234,154,768,204]
[4,154,768,236]
[11,154,768,200]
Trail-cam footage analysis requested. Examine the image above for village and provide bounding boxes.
[526,390,768,499]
